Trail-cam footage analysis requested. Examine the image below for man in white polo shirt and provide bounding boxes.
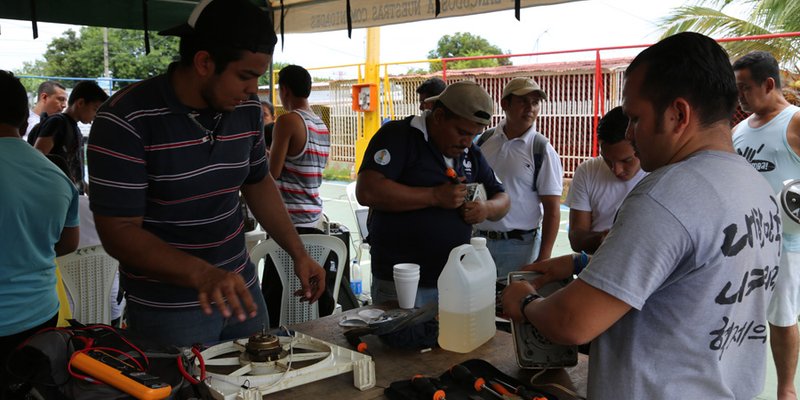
[476,77,563,278]
[565,106,646,253]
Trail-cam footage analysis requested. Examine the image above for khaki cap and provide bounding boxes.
[425,80,494,125]
[502,77,547,100]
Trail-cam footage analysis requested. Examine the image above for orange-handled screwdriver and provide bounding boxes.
[445,167,460,184]
[493,378,549,400]
[411,375,446,400]
[344,331,372,357]
[353,337,372,357]
[449,364,504,399]
[489,380,523,400]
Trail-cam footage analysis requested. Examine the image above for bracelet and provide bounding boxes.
[519,292,542,323]
[572,251,589,275]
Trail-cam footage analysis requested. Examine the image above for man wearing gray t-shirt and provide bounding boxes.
[503,32,781,399]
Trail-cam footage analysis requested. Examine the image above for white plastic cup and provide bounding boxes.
[393,275,419,282]
[393,270,420,279]
[393,263,420,274]
[393,275,419,309]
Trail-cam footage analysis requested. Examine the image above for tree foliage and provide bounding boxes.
[659,0,800,65]
[16,27,179,90]
[427,32,511,72]
[257,61,290,87]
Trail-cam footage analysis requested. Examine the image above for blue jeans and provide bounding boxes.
[126,283,268,347]
[371,278,439,309]
[482,230,541,280]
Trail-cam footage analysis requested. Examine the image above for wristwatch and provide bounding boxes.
[519,292,542,323]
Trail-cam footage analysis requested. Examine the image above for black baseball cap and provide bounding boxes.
[159,0,277,54]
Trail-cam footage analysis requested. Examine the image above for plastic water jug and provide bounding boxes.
[470,237,495,277]
[438,242,497,353]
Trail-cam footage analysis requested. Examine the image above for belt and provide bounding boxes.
[477,228,538,240]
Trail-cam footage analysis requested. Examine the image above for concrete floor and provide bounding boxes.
[318,180,794,399]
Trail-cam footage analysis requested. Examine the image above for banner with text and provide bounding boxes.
[273,0,577,34]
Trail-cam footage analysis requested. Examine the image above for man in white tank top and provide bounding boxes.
[732,50,800,400]
[270,65,330,232]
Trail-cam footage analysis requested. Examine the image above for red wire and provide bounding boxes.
[13,326,66,351]
[62,325,151,385]
[177,347,206,385]
[16,324,169,387]
[79,325,150,369]
[194,347,206,381]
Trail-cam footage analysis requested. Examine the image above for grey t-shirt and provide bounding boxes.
[580,150,781,400]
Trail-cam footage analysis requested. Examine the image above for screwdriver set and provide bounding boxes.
[386,359,558,400]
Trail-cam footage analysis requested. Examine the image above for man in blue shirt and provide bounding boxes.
[357,81,510,307]
[0,70,79,395]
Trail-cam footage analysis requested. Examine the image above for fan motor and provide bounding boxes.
[244,333,285,362]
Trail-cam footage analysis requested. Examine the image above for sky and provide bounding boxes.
[0,0,747,79]
[272,0,691,78]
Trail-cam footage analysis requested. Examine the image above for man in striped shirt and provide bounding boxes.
[87,0,325,346]
[269,65,330,233]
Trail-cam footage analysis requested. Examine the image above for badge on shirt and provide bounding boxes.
[374,149,391,166]
[462,159,473,177]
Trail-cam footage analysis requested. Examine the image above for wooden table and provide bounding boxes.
[280,307,588,399]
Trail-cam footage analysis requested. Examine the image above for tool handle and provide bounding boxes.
[412,375,446,400]
[516,385,548,400]
[450,364,485,392]
[490,377,549,400]
[489,381,522,400]
[446,168,460,184]
[357,341,369,353]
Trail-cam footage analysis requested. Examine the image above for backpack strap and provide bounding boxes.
[27,113,74,148]
[530,131,549,192]
[477,126,549,192]
[475,127,495,147]
[26,112,49,145]
[56,113,79,152]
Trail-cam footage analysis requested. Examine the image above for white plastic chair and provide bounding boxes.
[345,181,370,259]
[250,234,347,326]
[57,245,119,325]
[345,181,373,302]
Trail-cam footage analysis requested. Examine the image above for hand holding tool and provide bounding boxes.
[446,167,460,184]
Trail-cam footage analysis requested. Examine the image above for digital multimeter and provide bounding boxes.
[70,352,172,400]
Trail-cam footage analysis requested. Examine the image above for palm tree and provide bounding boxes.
[659,0,800,66]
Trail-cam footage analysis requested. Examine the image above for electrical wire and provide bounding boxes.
[177,346,206,385]
[253,325,297,392]
[204,326,301,396]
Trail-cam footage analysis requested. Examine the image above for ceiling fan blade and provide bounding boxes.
[228,363,253,377]
[205,357,242,366]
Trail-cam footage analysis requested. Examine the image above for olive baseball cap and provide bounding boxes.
[502,77,547,100]
[425,80,494,125]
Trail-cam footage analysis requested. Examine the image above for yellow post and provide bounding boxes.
[355,27,380,173]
